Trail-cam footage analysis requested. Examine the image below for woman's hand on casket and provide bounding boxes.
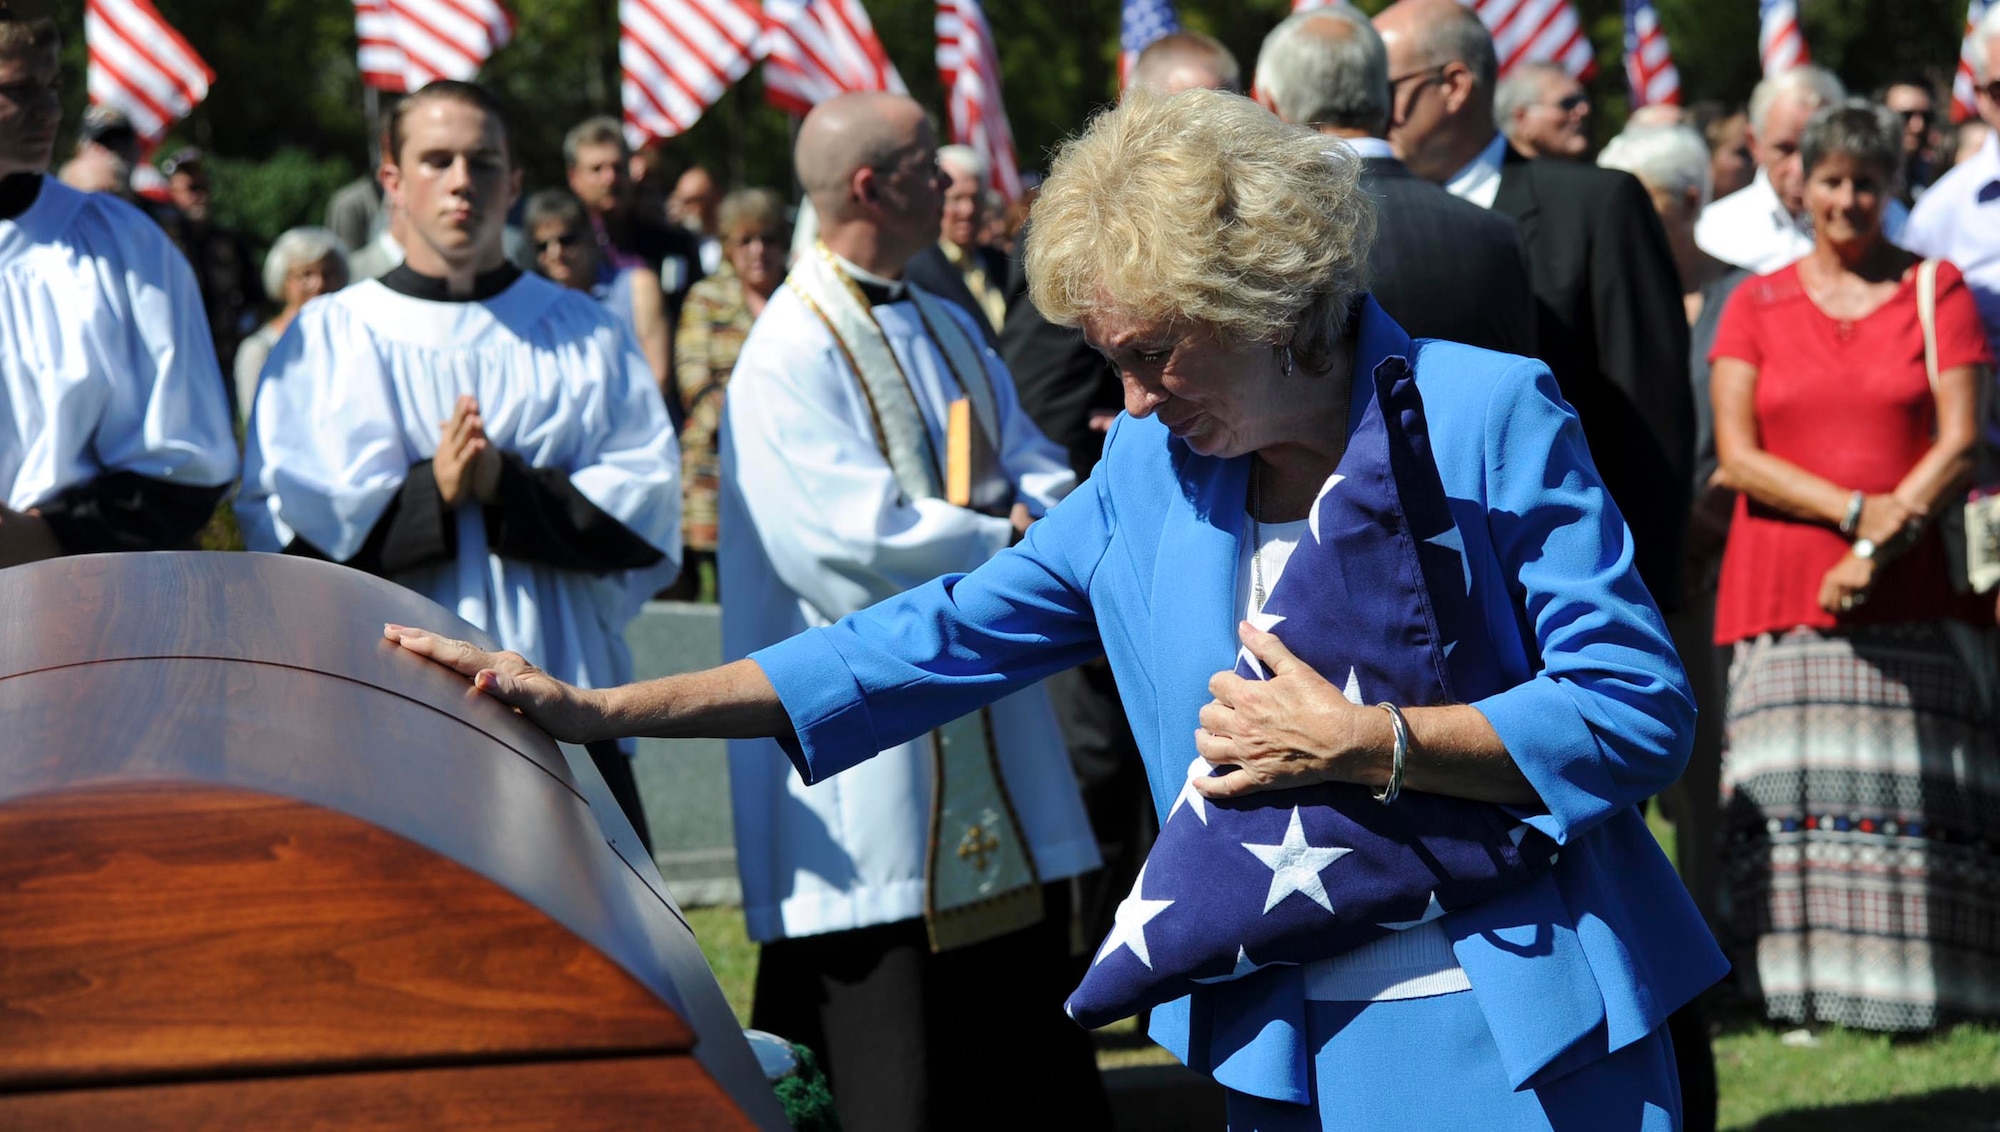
[385,625,616,744]
[1192,620,1392,799]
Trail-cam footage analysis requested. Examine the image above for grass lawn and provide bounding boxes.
[682,819,2000,1132]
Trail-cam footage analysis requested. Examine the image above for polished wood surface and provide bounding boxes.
[0,1056,758,1130]
[0,785,691,1090]
[0,553,785,1129]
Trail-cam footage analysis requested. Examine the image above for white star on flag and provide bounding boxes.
[1095,861,1174,969]
[1307,473,1346,544]
[1341,667,1363,705]
[1169,756,1210,825]
[1378,891,1446,931]
[1239,612,1286,678]
[1243,808,1353,914]
[1191,945,1263,984]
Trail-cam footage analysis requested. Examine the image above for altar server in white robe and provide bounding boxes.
[0,11,236,563]
[719,92,1108,1131]
[238,81,679,844]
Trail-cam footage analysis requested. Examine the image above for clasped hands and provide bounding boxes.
[1818,491,1924,615]
[434,394,503,508]
[1192,620,1388,801]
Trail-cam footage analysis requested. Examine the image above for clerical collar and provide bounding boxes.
[829,249,906,306]
[379,261,523,302]
[0,173,43,222]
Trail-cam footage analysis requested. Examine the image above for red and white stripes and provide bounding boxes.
[1757,0,1810,78]
[1472,0,1597,81]
[620,0,764,143]
[352,0,516,94]
[937,0,1021,200]
[85,0,214,146]
[1623,0,1680,107]
[1952,0,1992,123]
[760,0,905,118]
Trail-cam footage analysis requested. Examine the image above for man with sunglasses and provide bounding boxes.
[1495,62,1592,161]
[1904,6,2000,357]
[1879,75,1940,203]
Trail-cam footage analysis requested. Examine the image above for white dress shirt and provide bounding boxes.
[1697,166,1911,274]
[1444,133,1509,210]
[1902,130,2000,349]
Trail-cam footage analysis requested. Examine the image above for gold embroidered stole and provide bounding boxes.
[788,243,1043,951]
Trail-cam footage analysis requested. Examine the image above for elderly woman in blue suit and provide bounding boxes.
[391,89,1725,1130]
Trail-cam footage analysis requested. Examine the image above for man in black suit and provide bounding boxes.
[1374,4,1709,1128]
[1253,7,1533,356]
[905,144,1009,348]
[1376,0,1692,612]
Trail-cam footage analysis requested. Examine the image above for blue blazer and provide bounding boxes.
[754,298,1729,1102]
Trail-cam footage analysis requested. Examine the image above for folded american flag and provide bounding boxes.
[1065,355,1562,1028]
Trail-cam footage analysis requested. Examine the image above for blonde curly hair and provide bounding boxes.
[1026,88,1374,371]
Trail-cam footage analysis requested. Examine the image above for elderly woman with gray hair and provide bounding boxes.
[233,227,347,424]
[1709,100,1998,1033]
[389,89,1721,1129]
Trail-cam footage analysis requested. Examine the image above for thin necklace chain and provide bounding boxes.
[1249,459,1266,613]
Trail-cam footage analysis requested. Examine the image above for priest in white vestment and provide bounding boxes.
[0,16,237,563]
[719,93,1108,1130]
[237,82,679,844]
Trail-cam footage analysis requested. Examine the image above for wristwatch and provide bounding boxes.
[1852,537,1878,560]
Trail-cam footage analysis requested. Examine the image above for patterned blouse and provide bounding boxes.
[674,267,759,552]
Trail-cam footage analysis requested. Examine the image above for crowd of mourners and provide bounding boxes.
[5,3,2000,1130]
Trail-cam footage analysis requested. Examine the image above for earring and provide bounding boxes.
[1279,345,1295,378]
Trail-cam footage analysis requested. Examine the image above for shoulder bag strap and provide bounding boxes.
[1917,257,1941,391]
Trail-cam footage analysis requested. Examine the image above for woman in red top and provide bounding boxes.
[1710,101,1997,1034]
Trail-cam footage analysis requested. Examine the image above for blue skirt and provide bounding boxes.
[1222,991,1681,1132]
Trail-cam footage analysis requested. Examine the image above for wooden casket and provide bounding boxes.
[0,552,787,1130]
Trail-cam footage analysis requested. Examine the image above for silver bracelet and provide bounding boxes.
[1374,702,1408,805]
[1839,490,1865,537]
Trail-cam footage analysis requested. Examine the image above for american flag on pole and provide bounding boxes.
[937,0,1021,201]
[620,0,764,143]
[762,0,906,117]
[1758,0,1809,78]
[1064,349,1560,1028]
[1952,0,1992,123]
[1472,0,1597,80]
[1290,0,1593,81]
[85,0,213,147]
[352,0,515,94]
[1623,0,1680,107]
[1119,0,1180,88]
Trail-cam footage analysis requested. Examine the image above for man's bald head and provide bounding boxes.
[1129,31,1242,95]
[795,92,932,218]
[794,92,943,275]
[1375,0,1496,94]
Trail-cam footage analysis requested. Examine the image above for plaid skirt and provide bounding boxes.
[1720,621,2000,1031]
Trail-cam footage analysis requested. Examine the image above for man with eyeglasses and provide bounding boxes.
[1905,6,2000,358]
[1373,0,1693,612]
[1495,62,1592,161]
